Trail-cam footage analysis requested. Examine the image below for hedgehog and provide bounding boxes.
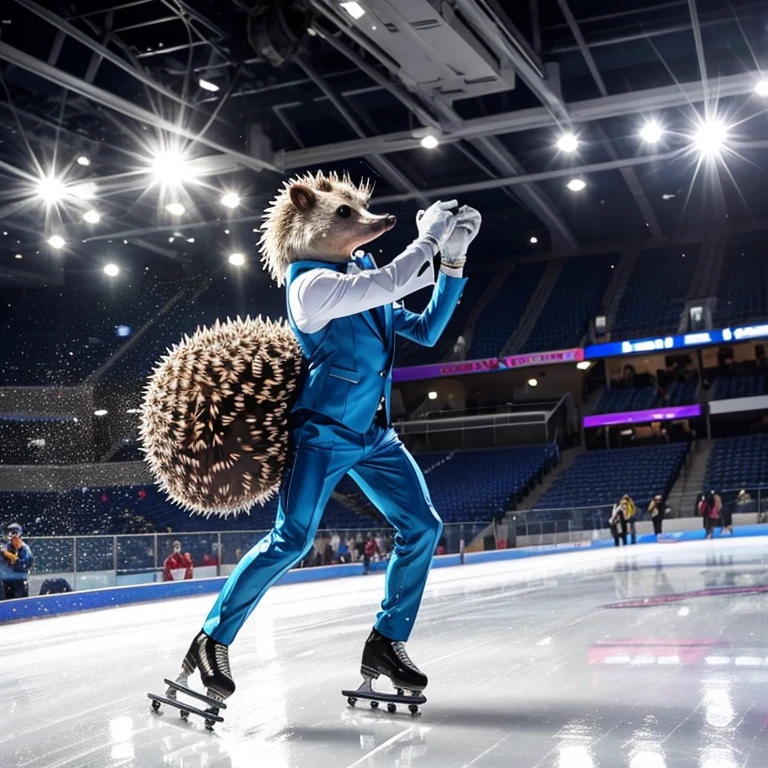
[141,170,391,518]
[140,316,303,518]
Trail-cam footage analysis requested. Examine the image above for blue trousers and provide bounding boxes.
[202,416,442,645]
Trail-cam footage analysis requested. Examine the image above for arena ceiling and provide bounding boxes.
[1,0,767,286]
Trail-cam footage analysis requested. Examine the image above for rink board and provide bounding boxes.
[2,524,768,624]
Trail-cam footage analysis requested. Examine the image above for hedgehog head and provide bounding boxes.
[259,170,396,285]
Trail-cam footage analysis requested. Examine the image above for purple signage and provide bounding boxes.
[583,404,702,428]
[392,348,584,383]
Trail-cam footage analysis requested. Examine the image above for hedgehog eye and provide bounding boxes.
[336,205,352,218]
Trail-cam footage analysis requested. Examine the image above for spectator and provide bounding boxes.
[608,500,628,547]
[336,537,351,564]
[363,534,379,574]
[648,494,665,539]
[0,523,33,599]
[703,490,720,539]
[719,491,734,536]
[163,540,192,581]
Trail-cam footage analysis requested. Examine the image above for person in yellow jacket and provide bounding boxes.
[621,495,638,545]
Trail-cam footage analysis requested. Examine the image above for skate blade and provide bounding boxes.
[342,680,426,716]
[163,678,228,709]
[147,693,224,725]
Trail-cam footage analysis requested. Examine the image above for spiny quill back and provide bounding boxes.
[259,170,374,286]
[140,316,303,518]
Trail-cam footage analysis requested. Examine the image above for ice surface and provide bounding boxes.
[6,538,768,767]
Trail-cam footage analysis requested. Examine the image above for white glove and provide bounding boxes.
[416,199,458,252]
[441,205,482,269]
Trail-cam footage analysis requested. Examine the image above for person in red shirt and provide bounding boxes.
[163,541,193,581]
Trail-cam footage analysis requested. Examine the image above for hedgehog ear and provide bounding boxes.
[289,184,316,212]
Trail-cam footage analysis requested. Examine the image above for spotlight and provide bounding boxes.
[228,252,245,266]
[72,182,97,200]
[567,178,586,192]
[76,156,91,166]
[340,1,366,19]
[694,120,728,154]
[529,236,538,244]
[755,80,768,97]
[639,121,663,143]
[576,361,591,371]
[421,134,439,149]
[47,235,65,249]
[427,391,438,400]
[187,238,195,243]
[556,133,578,153]
[527,378,538,387]
[14,254,22,259]
[152,151,189,184]
[165,203,185,216]
[37,176,65,204]
[104,263,120,276]
[221,192,241,209]
[83,210,101,224]
[94,409,108,417]
[199,79,220,92]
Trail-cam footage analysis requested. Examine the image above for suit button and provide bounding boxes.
[379,371,385,377]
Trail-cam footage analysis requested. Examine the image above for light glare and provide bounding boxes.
[94,409,108,417]
[199,79,220,92]
[152,151,189,183]
[556,133,578,153]
[694,120,728,154]
[567,178,586,192]
[755,80,768,96]
[83,210,101,224]
[577,361,591,370]
[37,176,66,204]
[427,391,438,400]
[341,1,366,19]
[165,203,185,216]
[228,252,245,266]
[529,236,538,244]
[72,182,97,200]
[47,235,65,249]
[527,378,538,387]
[421,134,439,149]
[221,192,241,209]
[76,156,91,166]
[104,263,120,276]
[639,121,663,143]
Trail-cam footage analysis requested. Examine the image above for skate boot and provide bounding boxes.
[148,631,233,730]
[342,628,427,716]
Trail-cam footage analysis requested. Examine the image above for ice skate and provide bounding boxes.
[148,631,232,730]
[341,628,427,716]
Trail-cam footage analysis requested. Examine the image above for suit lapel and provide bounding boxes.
[351,253,388,342]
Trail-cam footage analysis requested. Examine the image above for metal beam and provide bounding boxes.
[554,0,662,238]
[277,70,762,168]
[294,56,429,207]
[13,0,204,114]
[687,0,709,100]
[0,40,280,174]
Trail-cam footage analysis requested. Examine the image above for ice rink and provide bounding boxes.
[6,537,768,768]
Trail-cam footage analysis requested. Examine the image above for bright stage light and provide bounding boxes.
[165,203,185,216]
[527,378,538,388]
[529,236,538,244]
[556,133,578,153]
[152,151,189,184]
[94,409,108,417]
[421,134,439,149]
[639,121,663,143]
[427,391,438,400]
[221,192,241,209]
[694,120,728,154]
[104,263,120,276]
[577,361,591,371]
[199,79,220,92]
[72,182,97,200]
[37,176,66,204]
[341,1,366,19]
[47,235,65,249]
[228,252,245,266]
[76,156,91,166]
[755,80,768,96]
[567,178,586,192]
[83,210,101,224]
[14,254,22,260]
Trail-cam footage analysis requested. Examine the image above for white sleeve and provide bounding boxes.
[288,238,438,334]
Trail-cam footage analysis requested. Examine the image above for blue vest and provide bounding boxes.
[285,257,396,432]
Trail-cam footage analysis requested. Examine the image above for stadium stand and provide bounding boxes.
[520,253,618,352]
[611,246,699,338]
[714,237,768,326]
[713,371,768,400]
[533,442,689,513]
[593,386,661,414]
[469,262,547,359]
[703,434,768,497]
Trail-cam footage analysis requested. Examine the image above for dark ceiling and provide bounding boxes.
[1,0,767,287]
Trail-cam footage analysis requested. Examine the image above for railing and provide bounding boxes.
[18,522,489,595]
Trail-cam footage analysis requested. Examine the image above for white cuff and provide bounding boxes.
[419,234,440,258]
[440,264,464,278]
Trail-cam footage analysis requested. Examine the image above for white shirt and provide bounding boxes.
[288,237,463,334]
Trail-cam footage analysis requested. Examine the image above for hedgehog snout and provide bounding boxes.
[384,214,397,230]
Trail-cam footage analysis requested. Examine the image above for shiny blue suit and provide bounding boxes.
[203,254,467,645]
